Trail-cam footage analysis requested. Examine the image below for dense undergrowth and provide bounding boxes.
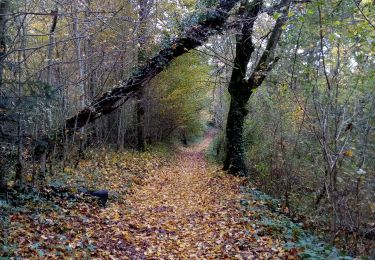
[207,138,369,259]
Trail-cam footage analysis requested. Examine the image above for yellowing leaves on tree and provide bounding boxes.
[361,0,372,5]
[343,149,353,157]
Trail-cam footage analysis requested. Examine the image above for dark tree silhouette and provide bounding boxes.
[223,0,292,176]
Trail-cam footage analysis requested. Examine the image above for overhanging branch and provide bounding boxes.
[65,0,241,135]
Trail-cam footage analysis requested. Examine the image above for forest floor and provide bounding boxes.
[119,130,287,259]
[1,131,348,259]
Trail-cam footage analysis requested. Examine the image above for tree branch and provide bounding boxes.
[64,0,241,135]
[248,0,292,89]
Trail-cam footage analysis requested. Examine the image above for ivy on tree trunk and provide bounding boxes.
[223,0,291,176]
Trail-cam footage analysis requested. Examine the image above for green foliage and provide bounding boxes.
[146,142,174,157]
[206,131,226,163]
[243,187,353,259]
[149,51,213,141]
[171,0,221,34]
[197,0,219,8]
[231,0,375,255]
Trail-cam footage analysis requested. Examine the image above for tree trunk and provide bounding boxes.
[223,0,261,175]
[47,9,58,86]
[38,8,58,179]
[0,0,9,191]
[84,0,95,102]
[72,2,85,109]
[224,97,249,175]
[136,88,145,151]
[0,0,9,92]
[15,14,27,185]
[223,0,291,176]
[117,105,126,151]
[135,0,152,151]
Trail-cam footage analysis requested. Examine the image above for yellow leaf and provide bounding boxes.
[122,231,131,241]
[113,211,121,221]
[7,180,15,188]
[343,149,353,157]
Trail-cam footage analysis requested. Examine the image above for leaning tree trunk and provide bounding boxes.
[64,0,241,135]
[223,0,291,176]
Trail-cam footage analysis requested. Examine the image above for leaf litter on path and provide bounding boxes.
[2,134,288,258]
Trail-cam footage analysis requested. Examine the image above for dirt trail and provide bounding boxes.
[116,131,284,259]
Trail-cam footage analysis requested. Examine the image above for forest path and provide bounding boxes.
[4,130,291,258]
[112,130,285,258]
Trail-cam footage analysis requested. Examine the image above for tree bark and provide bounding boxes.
[224,97,249,175]
[136,88,146,151]
[38,9,58,178]
[223,0,262,175]
[0,0,9,93]
[135,0,153,151]
[64,0,241,135]
[0,0,9,191]
[15,14,27,184]
[47,9,58,86]
[224,0,291,176]
[72,2,85,109]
